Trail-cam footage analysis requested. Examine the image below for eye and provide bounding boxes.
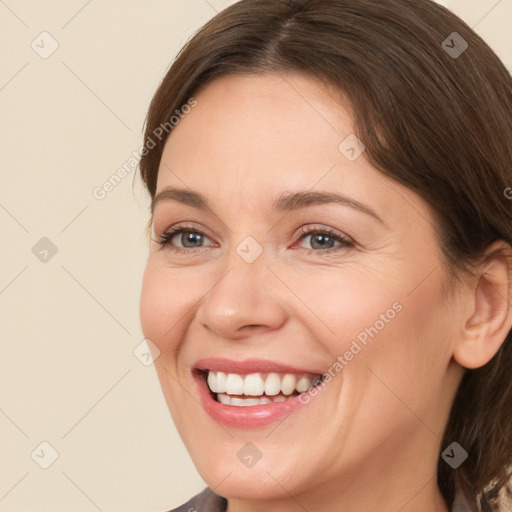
[153,223,353,254]
[153,224,214,252]
[295,226,354,253]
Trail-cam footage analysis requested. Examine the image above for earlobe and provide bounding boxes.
[453,241,512,370]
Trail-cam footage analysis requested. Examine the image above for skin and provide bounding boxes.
[139,72,512,511]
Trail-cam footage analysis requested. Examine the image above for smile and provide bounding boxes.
[193,358,325,428]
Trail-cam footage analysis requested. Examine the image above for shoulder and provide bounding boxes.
[167,487,227,512]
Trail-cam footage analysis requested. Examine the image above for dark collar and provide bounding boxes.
[170,487,227,512]
[172,486,474,511]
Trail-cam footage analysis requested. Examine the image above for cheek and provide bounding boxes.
[294,262,451,390]
[139,264,198,424]
[347,269,454,416]
[139,265,165,345]
[139,262,191,355]
[284,265,404,356]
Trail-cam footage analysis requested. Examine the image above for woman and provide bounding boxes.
[138,0,512,510]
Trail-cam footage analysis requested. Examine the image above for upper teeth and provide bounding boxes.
[206,371,318,396]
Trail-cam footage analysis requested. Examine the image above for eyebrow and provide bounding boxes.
[151,186,385,225]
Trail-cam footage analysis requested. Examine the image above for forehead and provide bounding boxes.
[155,73,430,230]
[162,73,350,160]
[158,73,358,192]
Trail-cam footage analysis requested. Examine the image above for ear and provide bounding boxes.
[453,241,512,369]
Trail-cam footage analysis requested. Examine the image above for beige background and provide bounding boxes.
[0,1,510,510]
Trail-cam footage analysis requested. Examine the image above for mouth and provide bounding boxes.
[192,358,325,427]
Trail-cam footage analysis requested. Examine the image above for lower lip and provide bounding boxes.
[194,372,312,428]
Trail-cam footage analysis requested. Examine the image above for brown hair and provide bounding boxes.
[138,0,512,509]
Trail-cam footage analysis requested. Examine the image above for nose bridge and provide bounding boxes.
[197,236,286,338]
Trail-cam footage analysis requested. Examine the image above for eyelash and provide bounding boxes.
[153,223,354,255]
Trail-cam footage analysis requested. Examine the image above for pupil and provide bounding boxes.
[312,234,333,249]
[183,232,202,247]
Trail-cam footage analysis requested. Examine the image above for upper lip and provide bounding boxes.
[194,358,323,376]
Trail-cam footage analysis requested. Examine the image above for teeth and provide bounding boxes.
[231,397,262,407]
[217,393,295,406]
[215,371,227,393]
[264,373,281,396]
[225,373,244,395]
[296,376,311,393]
[243,373,265,396]
[218,392,231,405]
[207,371,227,393]
[281,374,297,395]
[206,371,317,399]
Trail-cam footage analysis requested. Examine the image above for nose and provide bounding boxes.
[196,251,287,340]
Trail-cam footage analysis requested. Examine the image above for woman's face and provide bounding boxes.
[140,73,463,507]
